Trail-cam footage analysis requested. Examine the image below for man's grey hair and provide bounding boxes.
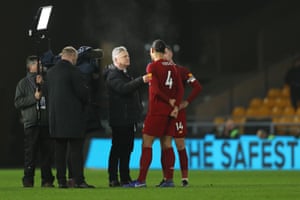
[112,46,127,62]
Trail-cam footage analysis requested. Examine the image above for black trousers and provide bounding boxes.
[23,126,54,185]
[54,138,85,185]
[108,124,134,183]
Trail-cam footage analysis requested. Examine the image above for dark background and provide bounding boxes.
[1,0,300,167]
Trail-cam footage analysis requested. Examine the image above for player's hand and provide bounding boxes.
[170,106,179,118]
[169,99,176,107]
[179,100,189,110]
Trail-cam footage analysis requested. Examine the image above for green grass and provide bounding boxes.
[0,169,299,200]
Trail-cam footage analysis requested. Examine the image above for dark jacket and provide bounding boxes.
[14,72,48,128]
[46,60,89,138]
[103,64,144,126]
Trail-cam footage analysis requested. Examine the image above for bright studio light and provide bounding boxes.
[36,5,53,31]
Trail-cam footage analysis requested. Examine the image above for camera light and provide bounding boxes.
[37,5,53,31]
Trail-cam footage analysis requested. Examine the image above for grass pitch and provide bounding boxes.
[0,169,299,200]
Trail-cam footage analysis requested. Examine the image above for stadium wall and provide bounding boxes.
[85,134,300,170]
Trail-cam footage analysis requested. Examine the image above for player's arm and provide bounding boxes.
[186,72,202,103]
[180,71,202,110]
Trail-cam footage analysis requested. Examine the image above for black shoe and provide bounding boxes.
[42,182,55,188]
[58,183,68,188]
[23,178,33,188]
[182,180,189,187]
[109,180,121,187]
[23,182,33,188]
[120,180,133,186]
[67,179,75,188]
[160,180,175,187]
[74,182,95,188]
[156,179,166,187]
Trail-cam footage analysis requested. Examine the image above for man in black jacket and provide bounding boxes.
[46,46,94,188]
[104,46,151,187]
[14,55,54,187]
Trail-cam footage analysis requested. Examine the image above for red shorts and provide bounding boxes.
[171,110,187,138]
[142,115,174,137]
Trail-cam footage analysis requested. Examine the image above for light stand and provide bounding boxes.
[29,5,53,76]
[28,5,53,122]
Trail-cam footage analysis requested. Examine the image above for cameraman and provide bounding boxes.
[14,55,54,187]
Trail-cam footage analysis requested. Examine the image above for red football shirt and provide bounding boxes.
[146,59,183,116]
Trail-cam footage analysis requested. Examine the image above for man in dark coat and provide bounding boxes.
[46,46,94,188]
[103,46,151,187]
[14,55,54,187]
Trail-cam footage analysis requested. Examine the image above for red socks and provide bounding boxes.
[139,147,181,182]
[162,147,175,180]
[137,147,152,182]
[178,148,188,179]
